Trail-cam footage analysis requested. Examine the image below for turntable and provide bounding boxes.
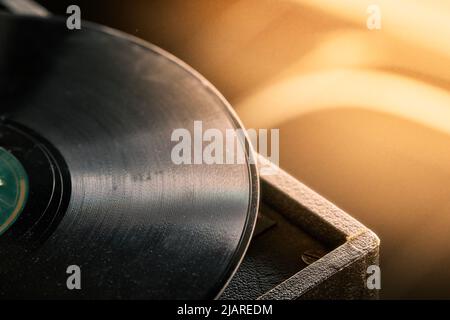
[0,0,379,299]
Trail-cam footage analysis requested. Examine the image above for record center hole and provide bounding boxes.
[0,147,29,235]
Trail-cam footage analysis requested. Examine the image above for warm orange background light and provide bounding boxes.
[187,0,450,299]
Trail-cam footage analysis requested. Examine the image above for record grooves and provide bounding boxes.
[0,12,259,299]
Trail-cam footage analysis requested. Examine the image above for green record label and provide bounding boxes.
[0,147,29,235]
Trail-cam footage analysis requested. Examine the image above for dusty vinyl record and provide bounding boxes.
[0,12,259,299]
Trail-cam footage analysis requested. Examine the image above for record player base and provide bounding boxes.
[221,156,380,300]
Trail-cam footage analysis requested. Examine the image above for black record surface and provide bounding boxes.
[0,12,258,299]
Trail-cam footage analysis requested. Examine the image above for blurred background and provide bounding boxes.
[36,0,450,299]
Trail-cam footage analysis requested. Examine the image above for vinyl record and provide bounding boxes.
[0,12,259,299]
